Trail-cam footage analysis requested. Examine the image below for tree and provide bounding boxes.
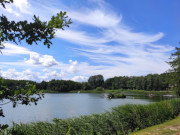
[0,0,71,129]
[88,75,104,89]
[167,47,180,96]
[0,78,44,129]
[81,82,91,90]
[0,0,72,49]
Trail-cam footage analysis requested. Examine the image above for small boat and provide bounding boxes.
[149,94,153,98]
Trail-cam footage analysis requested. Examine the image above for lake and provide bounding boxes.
[0,93,173,125]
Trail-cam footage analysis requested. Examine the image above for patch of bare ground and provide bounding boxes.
[166,125,180,131]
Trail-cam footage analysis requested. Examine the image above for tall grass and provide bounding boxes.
[1,99,180,135]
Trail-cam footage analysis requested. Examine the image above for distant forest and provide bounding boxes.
[3,73,170,92]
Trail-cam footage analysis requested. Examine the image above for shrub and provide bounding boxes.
[107,93,126,98]
[96,87,104,91]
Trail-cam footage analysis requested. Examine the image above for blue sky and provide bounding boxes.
[0,0,179,82]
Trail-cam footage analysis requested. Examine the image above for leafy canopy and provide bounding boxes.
[88,75,104,89]
[0,0,13,8]
[0,0,72,48]
[0,78,44,129]
[167,47,180,96]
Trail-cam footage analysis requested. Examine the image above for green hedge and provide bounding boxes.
[2,99,180,135]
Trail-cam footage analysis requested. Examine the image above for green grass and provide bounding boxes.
[44,88,174,95]
[1,99,180,135]
[70,89,173,95]
[131,115,180,135]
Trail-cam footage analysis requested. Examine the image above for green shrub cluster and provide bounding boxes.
[1,99,180,135]
[96,87,104,91]
[107,93,126,99]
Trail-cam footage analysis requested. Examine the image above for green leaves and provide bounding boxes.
[0,124,8,130]
[88,75,104,89]
[167,47,180,96]
[0,12,71,48]
[48,11,72,30]
[0,0,13,8]
[0,78,44,130]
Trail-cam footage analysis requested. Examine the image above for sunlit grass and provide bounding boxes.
[131,115,180,135]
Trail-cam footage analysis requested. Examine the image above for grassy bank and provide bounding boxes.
[70,89,173,95]
[43,89,174,95]
[1,99,180,135]
[131,114,180,135]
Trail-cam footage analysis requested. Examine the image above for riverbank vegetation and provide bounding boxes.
[1,99,180,135]
[2,73,171,94]
[167,47,180,96]
[70,89,173,95]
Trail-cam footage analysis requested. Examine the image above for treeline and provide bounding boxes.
[104,73,169,91]
[3,79,36,90]
[3,73,170,92]
[3,79,81,92]
[37,80,82,92]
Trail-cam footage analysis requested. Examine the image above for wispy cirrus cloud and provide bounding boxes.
[69,9,122,28]
[55,29,109,47]
[2,43,32,56]
[0,0,174,82]
[1,0,31,17]
[53,1,173,78]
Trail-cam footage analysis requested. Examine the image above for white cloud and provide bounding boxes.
[55,26,171,78]
[25,52,58,67]
[13,0,30,13]
[40,70,65,81]
[1,69,39,81]
[69,9,121,28]
[54,2,173,78]
[72,76,88,82]
[3,0,31,16]
[0,0,174,82]
[103,28,164,45]
[2,43,32,56]
[42,68,50,73]
[55,29,109,47]
[67,60,78,73]
[1,69,65,82]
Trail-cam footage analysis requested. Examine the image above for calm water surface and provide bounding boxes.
[0,93,171,125]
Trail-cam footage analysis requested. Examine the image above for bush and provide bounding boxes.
[96,87,104,91]
[2,99,180,135]
[107,93,126,98]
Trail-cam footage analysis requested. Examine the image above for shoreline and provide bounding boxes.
[43,89,174,95]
